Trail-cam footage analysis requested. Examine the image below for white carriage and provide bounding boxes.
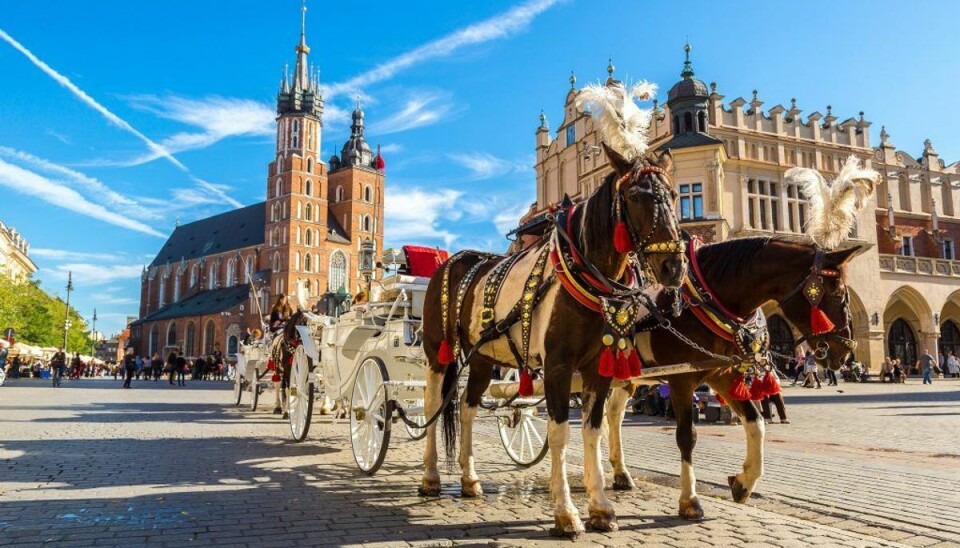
[281,245,551,474]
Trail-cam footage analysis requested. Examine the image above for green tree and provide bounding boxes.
[0,275,94,352]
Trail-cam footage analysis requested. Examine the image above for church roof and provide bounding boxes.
[149,202,265,268]
[131,285,250,325]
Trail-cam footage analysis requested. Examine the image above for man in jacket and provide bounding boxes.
[122,348,136,388]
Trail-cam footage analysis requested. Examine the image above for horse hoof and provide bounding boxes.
[678,497,705,521]
[728,475,751,503]
[550,514,585,539]
[460,480,483,498]
[282,412,289,419]
[418,480,441,497]
[272,408,282,415]
[612,472,635,491]
[585,513,618,532]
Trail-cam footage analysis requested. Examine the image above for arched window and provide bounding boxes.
[208,263,217,290]
[363,215,372,232]
[244,256,254,282]
[888,318,917,367]
[190,264,198,287]
[305,228,313,247]
[272,252,281,273]
[672,115,680,134]
[329,250,347,291]
[272,227,280,246]
[305,203,313,222]
[204,320,216,355]
[306,157,313,173]
[173,272,181,302]
[166,322,177,347]
[335,185,344,202]
[227,335,238,356]
[149,325,159,356]
[226,258,236,286]
[364,185,372,202]
[683,112,693,133]
[698,111,707,132]
[296,202,302,219]
[292,119,299,149]
[185,322,196,356]
[305,179,313,196]
[304,253,312,273]
[158,274,167,307]
[940,320,960,359]
[275,179,282,198]
[294,252,300,271]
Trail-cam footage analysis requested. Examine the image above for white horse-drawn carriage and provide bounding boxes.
[234,245,550,474]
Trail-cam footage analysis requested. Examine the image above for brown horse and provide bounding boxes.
[603,236,863,521]
[267,310,309,418]
[420,145,686,537]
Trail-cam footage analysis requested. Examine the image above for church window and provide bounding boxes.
[305,179,313,196]
[566,124,576,147]
[335,185,344,202]
[208,263,217,290]
[272,227,280,247]
[329,251,347,292]
[226,258,236,286]
[306,157,313,173]
[158,274,167,307]
[275,178,282,198]
[166,322,177,347]
[363,185,372,202]
[305,228,313,247]
[173,272,181,302]
[678,183,703,221]
[244,257,254,282]
[292,119,299,149]
[305,203,313,222]
[304,253,312,273]
[683,112,693,133]
[272,252,281,272]
[698,111,706,132]
[363,215,372,232]
[190,264,198,287]
[203,320,216,355]
[185,322,195,356]
[295,252,300,271]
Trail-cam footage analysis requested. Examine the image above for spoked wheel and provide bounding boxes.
[350,358,392,475]
[288,346,314,442]
[233,372,244,406]
[249,368,260,411]
[403,399,427,440]
[498,403,550,467]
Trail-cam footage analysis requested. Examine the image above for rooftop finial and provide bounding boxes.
[301,0,307,39]
[607,57,615,77]
[539,109,547,128]
[569,70,576,90]
[681,41,694,79]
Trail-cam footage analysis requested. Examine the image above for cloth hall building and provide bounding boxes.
[130,18,385,361]
[534,46,960,370]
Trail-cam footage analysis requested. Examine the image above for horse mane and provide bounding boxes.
[696,236,811,285]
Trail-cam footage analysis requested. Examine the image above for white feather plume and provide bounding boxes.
[295,279,309,311]
[575,80,657,161]
[786,155,879,250]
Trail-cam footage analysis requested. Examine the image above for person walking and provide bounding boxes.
[920,349,935,385]
[802,351,821,388]
[761,391,789,424]
[946,350,960,378]
[790,349,805,386]
[121,348,136,388]
[151,353,163,381]
[825,364,839,386]
[175,352,187,386]
[167,350,178,385]
[51,349,66,387]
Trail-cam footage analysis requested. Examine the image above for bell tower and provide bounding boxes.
[265,1,328,302]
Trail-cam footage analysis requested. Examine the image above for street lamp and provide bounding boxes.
[91,309,97,355]
[359,238,377,296]
[63,271,73,352]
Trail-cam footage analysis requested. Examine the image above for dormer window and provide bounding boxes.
[565,124,576,147]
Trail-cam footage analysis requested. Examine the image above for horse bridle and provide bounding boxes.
[781,248,856,360]
[615,166,686,262]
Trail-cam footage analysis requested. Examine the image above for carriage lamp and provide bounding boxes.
[359,239,377,296]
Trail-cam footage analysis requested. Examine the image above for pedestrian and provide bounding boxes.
[802,351,821,388]
[175,352,187,386]
[151,353,163,381]
[761,391,789,424]
[167,350,178,385]
[122,348,136,388]
[791,349,805,386]
[892,359,906,383]
[194,355,206,381]
[826,364,838,386]
[920,348,935,385]
[947,350,960,378]
[880,357,891,383]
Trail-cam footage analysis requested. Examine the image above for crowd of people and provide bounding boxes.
[877,348,959,384]
[118,345,230,389]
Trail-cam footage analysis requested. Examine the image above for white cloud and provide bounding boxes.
[0,159,165,237]
[385,187,463,247]
[0,146,163,220]
[0,28,185,171]
[323,0,563,98]
[45,129,71,145]
[378,143,403,154]
[448,152,501,180]
[371,92,456,135]
[31,249,119,262]
[46,262,143,286]
[493,202,534,235]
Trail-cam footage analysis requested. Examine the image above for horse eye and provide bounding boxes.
[626,185,643,201]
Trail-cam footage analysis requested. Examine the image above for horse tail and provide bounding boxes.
[440,357,459,462]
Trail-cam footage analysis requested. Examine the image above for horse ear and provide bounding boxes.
[657,149,674,175]
[826,244,865,266]
[602,142,632,175]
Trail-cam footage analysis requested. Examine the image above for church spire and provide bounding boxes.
[293,0,311,91]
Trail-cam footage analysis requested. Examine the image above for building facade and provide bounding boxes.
[0,220,37,280]
[130,15,385,361]
[534,46,960,369]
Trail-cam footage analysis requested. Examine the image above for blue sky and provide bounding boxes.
[1,0,958,336]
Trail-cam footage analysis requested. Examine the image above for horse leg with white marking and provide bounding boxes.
[544,361,584,538]
[580,370,617,532]
[669,376,704,520]
[458,360,494,497]
[605,384,636,491]
[418,368,444,496]
[709,376,765,503]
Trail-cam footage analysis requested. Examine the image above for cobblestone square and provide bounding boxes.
[1,378,957,547]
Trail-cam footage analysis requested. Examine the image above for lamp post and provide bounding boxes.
[62,271,73,352]
[359,239,377,298]
[91,309,97,356]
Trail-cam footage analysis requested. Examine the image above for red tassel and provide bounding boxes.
[614,351,630,380]
[613,221,634,254]
[764,371,782,396]
[627,349,643,378]
[715,394,726,406]
[729,374,751,401]
[271,373,281,383]
[599,347,615,378]
[437,340,455,366]
[810,305,835,335]
[518,368,534,397]
[749,378,766,401]
[266,360,276,371]
[286,355,294,366]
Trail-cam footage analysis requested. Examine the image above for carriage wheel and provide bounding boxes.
[249,368,260,411]
[288,346,314,442]
[498,404,549,467]
[233,372,244,406]
[350,358,392,475]
[403,398,427,440]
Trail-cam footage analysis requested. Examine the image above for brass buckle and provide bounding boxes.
[642,240,686,254]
